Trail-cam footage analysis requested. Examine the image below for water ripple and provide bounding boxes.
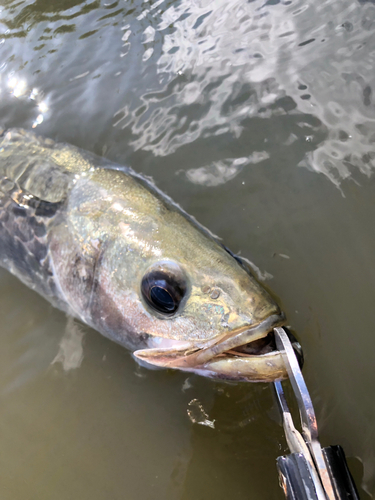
[0,0,375,187]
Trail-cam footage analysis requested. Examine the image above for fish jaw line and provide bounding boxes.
[191,313,285,366]
[196,352,288,383]
[133,313,286,380]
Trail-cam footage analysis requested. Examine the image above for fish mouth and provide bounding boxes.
[134,314,302,382]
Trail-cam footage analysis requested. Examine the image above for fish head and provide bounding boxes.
[55,169,293,382]
[82,173,291,383]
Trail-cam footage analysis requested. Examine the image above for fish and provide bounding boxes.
[0,128,297,382]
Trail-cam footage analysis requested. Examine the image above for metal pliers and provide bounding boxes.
[273,327,360,500]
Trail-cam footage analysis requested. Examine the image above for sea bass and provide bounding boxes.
[0,128,292,382]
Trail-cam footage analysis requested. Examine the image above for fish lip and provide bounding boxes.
[201,325,303,383]
[190,313,286,366]
[133,313,286,370]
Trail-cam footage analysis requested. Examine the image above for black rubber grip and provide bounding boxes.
[276,447,360,499]
[322,445,360,500]
[277,453,321,499]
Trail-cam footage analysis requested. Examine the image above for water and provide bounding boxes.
[0,0,374,497]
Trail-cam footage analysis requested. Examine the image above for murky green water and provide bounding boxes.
[0,0,374,498]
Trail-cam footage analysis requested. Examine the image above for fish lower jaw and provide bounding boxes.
[194,350,288,383]
[196,327,303,382]
[133,315,303,383]
[185,331,290,383]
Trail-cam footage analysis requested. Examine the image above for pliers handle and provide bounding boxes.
[273,327,360,500]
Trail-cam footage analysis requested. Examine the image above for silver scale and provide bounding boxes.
[273,327,360,500]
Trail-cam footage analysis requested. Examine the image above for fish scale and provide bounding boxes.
[0,179,58,304]
[0,129,72,309]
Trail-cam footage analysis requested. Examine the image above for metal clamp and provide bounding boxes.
[273,327,360,500]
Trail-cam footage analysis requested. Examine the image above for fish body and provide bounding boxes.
[0,129,290,382]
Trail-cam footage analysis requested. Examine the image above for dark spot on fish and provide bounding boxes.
[9,188,61,219]
[24,251,39,274]
[14,223,32,242]
[29,217,46,237]
[138,332,150,344]
[12,206,27,218]
[13,238,28,265]
[31,239,47,262]
[35,200,61,218]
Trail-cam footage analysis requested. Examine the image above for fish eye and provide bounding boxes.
[141,270,186,315]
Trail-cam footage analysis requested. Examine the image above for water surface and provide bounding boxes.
[0,0,374,498]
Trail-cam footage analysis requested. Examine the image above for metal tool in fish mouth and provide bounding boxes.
[273,327,360,500]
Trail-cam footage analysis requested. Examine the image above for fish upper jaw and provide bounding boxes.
[133,313,297,382]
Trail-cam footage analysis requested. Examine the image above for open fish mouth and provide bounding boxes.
[134,314,302,382]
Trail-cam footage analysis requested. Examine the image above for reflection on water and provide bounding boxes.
[187,398,215,428]
[1,0,375,185]
[185,153,269,186]
[0,0,375,498]
[51,317,85,371]
[6,75,48,127]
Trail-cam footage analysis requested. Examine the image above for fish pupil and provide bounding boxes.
[150,286,175,312]
[141,269,185,315]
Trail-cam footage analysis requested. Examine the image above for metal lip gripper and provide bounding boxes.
[273,327,360,500]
